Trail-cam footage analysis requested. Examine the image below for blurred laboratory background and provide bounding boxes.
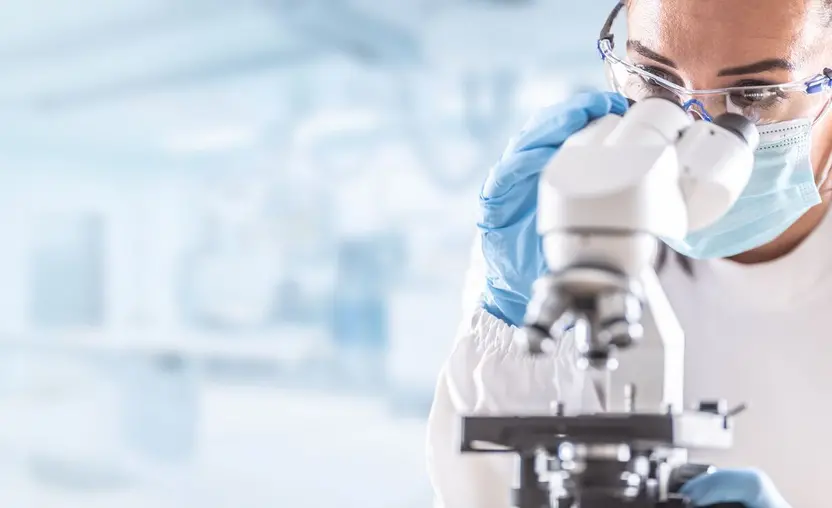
[0,0,611,506]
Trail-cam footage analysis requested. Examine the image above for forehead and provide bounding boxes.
[626,0,822,69]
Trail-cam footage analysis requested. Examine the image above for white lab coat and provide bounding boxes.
[427,212,832,508]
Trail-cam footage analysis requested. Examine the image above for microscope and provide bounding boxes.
[459,97,760,508]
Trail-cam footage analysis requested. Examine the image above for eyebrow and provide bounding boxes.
[717,59,795,76]
[628,40,678,68]
[628,39,795,77]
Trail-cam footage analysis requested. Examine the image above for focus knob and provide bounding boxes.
[667,463,716,494]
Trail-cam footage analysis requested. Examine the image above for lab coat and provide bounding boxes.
[427,212,832,508]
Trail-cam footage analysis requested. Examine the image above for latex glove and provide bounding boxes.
[479,91,629,327]
[680,469,792,508]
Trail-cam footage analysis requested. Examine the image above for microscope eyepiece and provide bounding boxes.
[713,113,760,149]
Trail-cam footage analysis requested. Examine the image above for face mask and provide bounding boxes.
[662,119,822,260]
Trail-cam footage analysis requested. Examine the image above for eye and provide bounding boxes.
[622,66,684,103]
[728,88,786,110]
[637,65,685,87]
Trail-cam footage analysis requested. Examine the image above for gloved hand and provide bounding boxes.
[681,468,792,508]
[479,91,629,327]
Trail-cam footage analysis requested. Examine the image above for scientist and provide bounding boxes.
[427,0,832,507]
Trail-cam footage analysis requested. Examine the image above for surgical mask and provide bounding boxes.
[663,119,822,260]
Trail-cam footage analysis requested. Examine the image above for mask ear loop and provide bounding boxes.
[812,70,832,190]
[813,97,832,125]
[815,100,832,191]
[810,68,832,124]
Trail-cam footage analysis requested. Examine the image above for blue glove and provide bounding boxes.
[478,91,629,327]
[681,468,791,508]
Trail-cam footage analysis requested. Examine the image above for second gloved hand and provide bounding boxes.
[479,91,629,327]
[681,468,792,508]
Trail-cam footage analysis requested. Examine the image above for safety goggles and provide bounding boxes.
[597,2,832,125]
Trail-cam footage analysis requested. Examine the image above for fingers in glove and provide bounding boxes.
[479,146,555,224]
[679,469,790,508]
[482,92,627,199]
[509,91,628,153]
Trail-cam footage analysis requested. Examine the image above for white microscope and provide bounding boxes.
[460,97,758,508]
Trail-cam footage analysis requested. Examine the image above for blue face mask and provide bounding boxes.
[663,119,822,260]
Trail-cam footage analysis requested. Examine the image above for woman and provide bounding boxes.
[427,0,832,507]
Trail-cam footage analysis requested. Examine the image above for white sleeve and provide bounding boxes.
[426,238,599,508]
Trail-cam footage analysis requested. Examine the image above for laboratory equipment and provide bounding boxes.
[460,97,759,507]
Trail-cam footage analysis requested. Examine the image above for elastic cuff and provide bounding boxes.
[468,307,575,361]
[481,294,526,329]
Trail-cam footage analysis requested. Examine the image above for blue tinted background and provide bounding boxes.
[0,1,610,506]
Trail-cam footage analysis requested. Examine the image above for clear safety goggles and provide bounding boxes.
[597,2,832,125]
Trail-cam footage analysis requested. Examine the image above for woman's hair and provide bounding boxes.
[626,0,832,23]
[820,0,832,25]
[655,243,694,275]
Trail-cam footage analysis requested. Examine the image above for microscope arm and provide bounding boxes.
[530,99,756,412]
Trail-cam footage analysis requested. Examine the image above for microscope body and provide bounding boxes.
[460,98,758,508]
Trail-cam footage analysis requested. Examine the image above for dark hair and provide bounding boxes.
[823,0,832,25]
[627,0,832,26]
[655,243,694,276]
